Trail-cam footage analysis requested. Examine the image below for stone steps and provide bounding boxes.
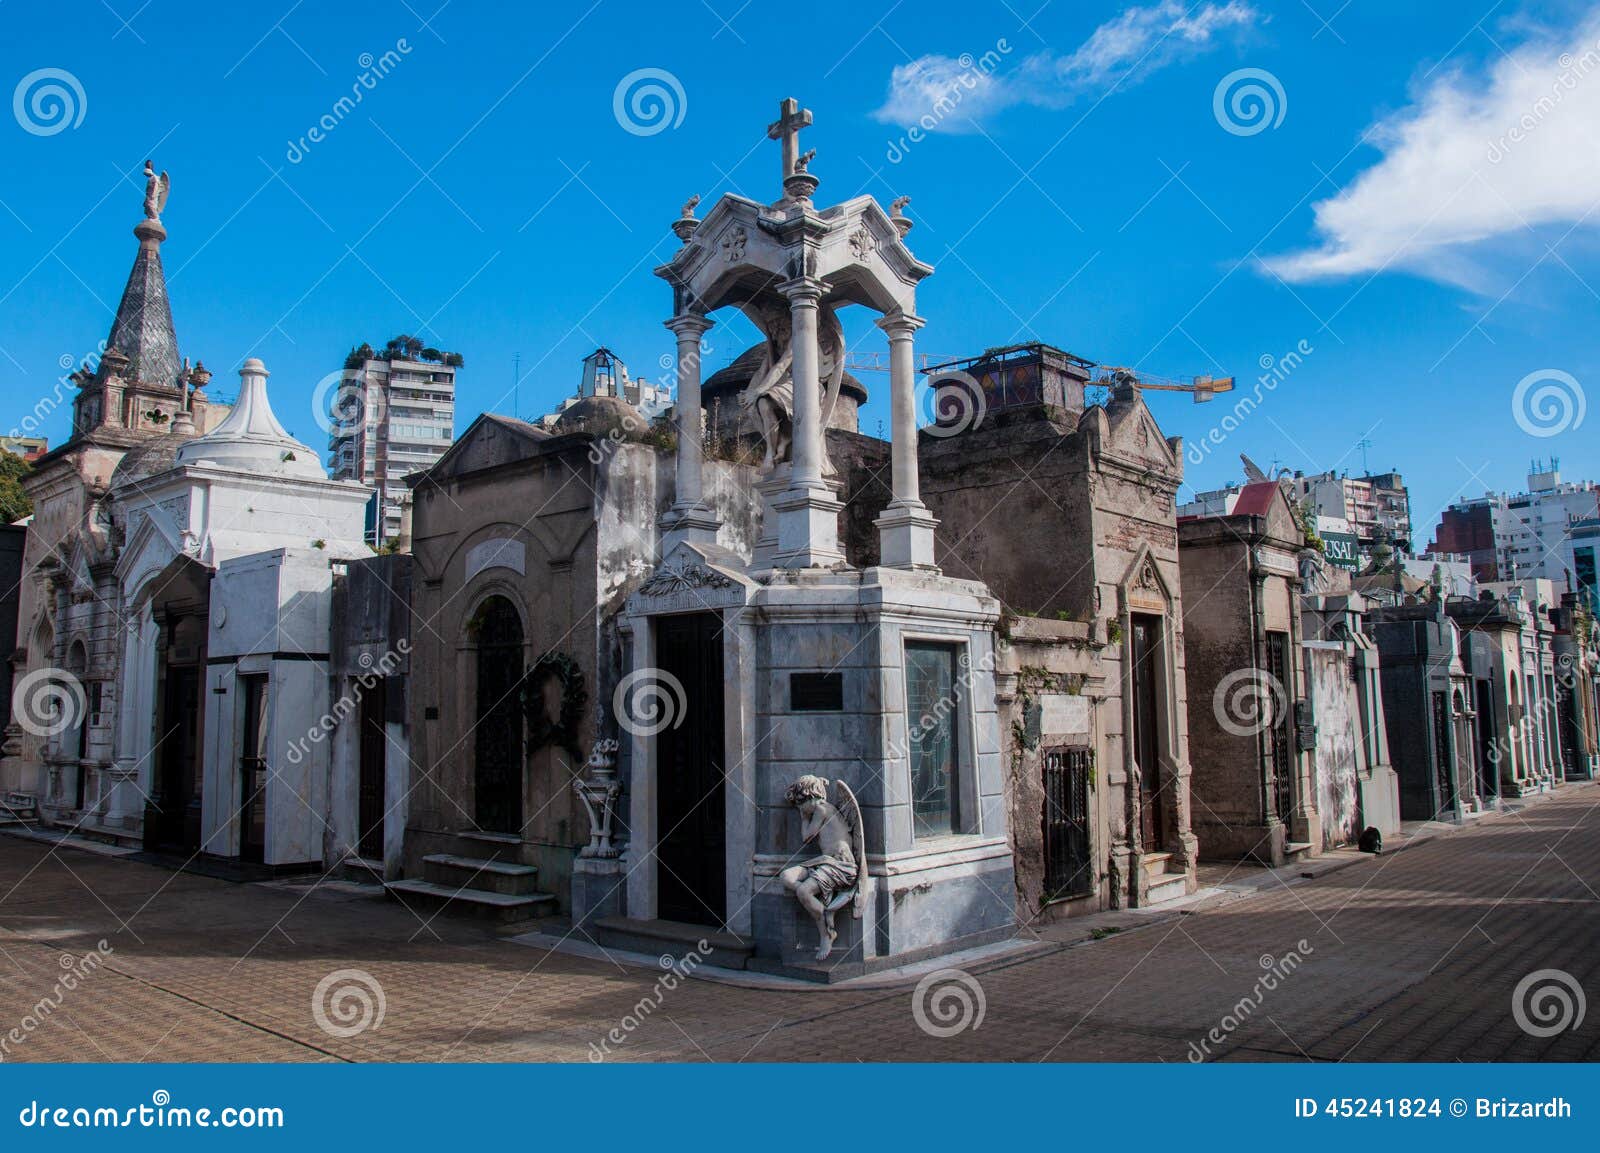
[586,915,754,970]
[1144,872,1190,905]
[385,878,558,922]
[422,853,542,896]
[1143,851,1175,877]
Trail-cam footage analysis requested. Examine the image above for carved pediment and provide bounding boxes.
[638,560,736,596]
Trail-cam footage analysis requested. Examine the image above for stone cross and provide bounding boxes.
[767,98,813,182]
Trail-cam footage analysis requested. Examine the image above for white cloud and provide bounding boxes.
[1264,11,1600,287]
[874,2,1258,132]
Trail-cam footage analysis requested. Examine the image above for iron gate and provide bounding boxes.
[1041,746,1092,900]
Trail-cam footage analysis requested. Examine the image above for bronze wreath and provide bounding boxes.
[520,650,588,761]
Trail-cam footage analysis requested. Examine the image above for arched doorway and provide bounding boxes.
[473,596,524,834]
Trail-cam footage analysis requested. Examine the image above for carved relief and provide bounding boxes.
[638,561,736,596]
[848,226,875,259]
[721,225,748,262]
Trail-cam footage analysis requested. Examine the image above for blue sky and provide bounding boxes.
[4,0,1599,545]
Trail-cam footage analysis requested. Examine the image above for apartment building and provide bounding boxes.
[329,340,458,547]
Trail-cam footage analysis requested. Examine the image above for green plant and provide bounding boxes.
[1107,619,1124,645]
[311,538,326,550]
[0,451,33,523]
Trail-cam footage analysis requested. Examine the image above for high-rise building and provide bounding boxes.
[328,339,458,547]
[1428,459,1600,593]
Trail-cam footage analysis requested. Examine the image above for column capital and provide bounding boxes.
[778,275,826,303]
[664,313,714,337]
[876,311,926,338]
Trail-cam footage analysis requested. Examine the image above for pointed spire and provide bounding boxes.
[105,162,180,388]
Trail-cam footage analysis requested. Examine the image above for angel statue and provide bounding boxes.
[737,298,848,472]
[780,774,865,961]
[142,160,170,223]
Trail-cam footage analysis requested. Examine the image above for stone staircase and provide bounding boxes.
[1141,852,1190,906]
[385,832,558,922]
[585,916,755,970]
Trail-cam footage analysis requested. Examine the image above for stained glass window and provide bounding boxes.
[906,642,961,837]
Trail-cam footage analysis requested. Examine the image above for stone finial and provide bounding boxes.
[672,194,700,243]
[890,195,913,237]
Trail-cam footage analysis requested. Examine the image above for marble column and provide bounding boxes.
[660,313,720,551]
[874,312,940,570]
[772,277,844,568]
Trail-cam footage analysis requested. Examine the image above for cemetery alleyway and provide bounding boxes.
[1,782,1596,1063]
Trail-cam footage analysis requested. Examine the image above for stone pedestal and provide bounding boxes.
[571,856,628,928]
[875,501,940,571]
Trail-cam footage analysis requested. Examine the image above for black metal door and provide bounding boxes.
[1475,680,1498,799]
[1042,746,1091,899]
[655,612,726,926]
[357,679,387,860]
[1131,615,1165,851]
[474,598,524,834]
[148,665,201,853]
[1266,632,1293,826]
[238,675,268,863]
[1431,690,1454,814]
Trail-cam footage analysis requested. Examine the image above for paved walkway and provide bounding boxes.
[0,784,1596,1062]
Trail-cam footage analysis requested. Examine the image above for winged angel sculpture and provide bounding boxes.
[737,299,848,472]
[781,775,866,960]
[142,160,170,223]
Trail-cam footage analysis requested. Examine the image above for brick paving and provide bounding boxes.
[0,784,1596,1063]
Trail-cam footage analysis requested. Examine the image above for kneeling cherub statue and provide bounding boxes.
[780,774,866,960]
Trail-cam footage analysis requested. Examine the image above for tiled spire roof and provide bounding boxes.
[105,212,180,389]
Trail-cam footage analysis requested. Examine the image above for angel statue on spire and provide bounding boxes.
[142,160,170,223]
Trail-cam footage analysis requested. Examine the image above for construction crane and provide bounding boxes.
[1087,365,1235,403]
[844,351,1234,403]
[842,351,960,375]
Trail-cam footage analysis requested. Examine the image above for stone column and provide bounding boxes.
[660,313,720,551]
[874,312,940,570]
[772,277,844,568]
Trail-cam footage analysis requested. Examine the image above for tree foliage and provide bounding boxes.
[0,451,33,523]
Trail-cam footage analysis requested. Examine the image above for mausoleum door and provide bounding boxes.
[1131,614,1166,852]
[358,679,387,860]
[474,598,525,835]
[654,612,727,927]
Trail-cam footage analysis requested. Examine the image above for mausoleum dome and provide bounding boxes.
[110,423,199,489]
[175,358,327,480]
[552,394,648,440]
